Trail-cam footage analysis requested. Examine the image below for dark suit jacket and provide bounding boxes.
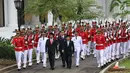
[46,39,57,54]
[57,36,66,52]
[64,40,74,55]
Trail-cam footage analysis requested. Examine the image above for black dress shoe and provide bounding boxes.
[68,67,71,69]
[62,65,65,67]
[76,65,79,67]
[51,68,55,70]
[18,69,21,71]
[81,58,84,60]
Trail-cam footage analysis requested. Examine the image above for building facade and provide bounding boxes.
[0,0,128,38]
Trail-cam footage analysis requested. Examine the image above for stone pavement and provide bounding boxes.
[7,55,101,73]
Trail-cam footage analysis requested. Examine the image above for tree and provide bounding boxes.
[24,0,102,23]
[110,0,130,18]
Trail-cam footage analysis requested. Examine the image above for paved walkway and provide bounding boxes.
[7,55,101,73]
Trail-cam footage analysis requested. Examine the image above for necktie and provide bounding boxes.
[50,39,53,44]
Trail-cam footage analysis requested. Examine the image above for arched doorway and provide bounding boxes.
[0,0,4,27]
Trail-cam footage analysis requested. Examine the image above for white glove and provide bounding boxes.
[62,50,64,53]
[32,40,34,43]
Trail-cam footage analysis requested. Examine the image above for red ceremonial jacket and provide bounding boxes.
[28,34,34,49]
[11,36,24,51]
[79,31,88,44]
[94,34,105,50]
[121,29,127,42]
[34,33,39,47]
[90,28,96,42]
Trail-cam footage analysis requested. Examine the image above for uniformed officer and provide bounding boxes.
[37,31,48,67]
[94,28,106,68]
[27,27,34,66]
[11,30,24,71]
[72,31,82,67]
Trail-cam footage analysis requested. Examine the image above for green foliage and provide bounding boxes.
[25,0,102,22]
[120,58,130,69]
[110,0,130,18]
[0,37,15,60]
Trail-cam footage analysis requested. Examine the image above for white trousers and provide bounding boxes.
[23,50,28,67]
[28,49,33,64]
[122,42,127,55]
[81,44,86,59]
[15,51,22,69]
[96,49,104,66]
[88,41,91,54]
[128,40,130,52]
[75,47,81,66]
[112,43,116,60]
[41,52,47,67]
[105,47,109,62]
[115,43,120,59]
[108,45,112,62]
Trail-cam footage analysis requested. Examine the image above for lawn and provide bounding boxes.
[119,58,130,69]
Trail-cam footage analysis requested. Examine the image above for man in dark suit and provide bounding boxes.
[57,31,66,67]
[64,35,74,69]
[46,33,57,70]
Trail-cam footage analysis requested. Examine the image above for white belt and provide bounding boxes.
[96,44,103,46]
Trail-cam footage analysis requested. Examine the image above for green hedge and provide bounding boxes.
[0,37,15,60]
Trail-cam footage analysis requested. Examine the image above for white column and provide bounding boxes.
[8,0,18,28]
[4,0,9,27]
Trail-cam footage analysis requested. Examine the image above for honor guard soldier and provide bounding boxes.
[34,25,41,64]
[27,27,34,66]
[121,22,128,58]
[94,28,106,68]
[67,23,73,38]
[86,23,91,56]
[11,30,24,71]
[20,26,28,69]
[79,26,88,60]
[90,21,97,56]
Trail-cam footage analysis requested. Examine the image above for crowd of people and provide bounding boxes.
[11,19,130,71]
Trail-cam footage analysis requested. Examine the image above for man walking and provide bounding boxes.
[37,32,48,67]
[72,31,82,67]
[64,35,74,69]
[57,31,66,67]
[46,33,57,70]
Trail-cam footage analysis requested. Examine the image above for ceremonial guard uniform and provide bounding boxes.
[94,29,106,68]
[79,27,88,60]
[34,25,41,64]
[27,28,34,66]
[11,31,24,70]
[121,23,128,58]
[90,22,97,56]
[115,23,121,59]
[23,31,28,68]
